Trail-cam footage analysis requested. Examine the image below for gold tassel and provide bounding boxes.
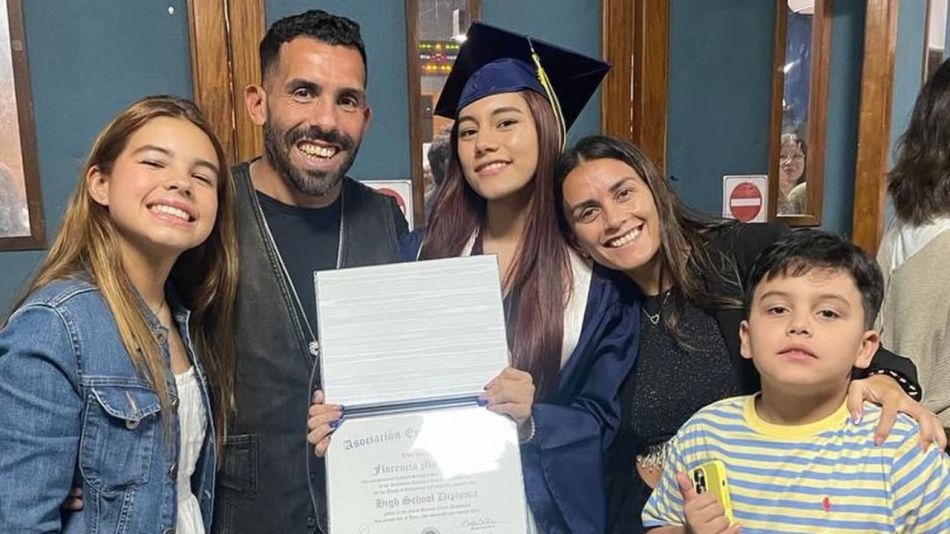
[528,38,567,149]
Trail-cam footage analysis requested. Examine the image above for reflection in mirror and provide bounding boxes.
[779,0,813,216]
[407,0,478,226]
[779,132,806,214]
[770,0,829,225]
[924,0,947,81]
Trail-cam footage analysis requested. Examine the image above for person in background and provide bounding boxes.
[0,95,237,533]
[554,134,942,533]
[878,56,950,442]
[424,127,451,222]
[778,131,806,215]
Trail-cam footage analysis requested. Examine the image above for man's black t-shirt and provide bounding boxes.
[257,190,341,334]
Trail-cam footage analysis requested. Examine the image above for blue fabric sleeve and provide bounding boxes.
[523,293,640,533]
[0,304,83,531]
[399,228,425,262]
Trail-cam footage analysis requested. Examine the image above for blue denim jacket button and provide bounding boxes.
[125,419,140,430]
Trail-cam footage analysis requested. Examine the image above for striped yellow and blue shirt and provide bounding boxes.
[642,395,950,532]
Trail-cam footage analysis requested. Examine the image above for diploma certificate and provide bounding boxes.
[315,256,528,533]
[325,406,527,533]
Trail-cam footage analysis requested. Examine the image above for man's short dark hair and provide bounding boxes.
[259,9,367,84]
[745,229,884,329]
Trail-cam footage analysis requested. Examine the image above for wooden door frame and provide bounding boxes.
[601,0,669,171]
[187,0,264,165]
[405,0,480,227]
[852,0,898,254]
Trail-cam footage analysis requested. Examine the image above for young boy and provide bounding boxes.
[642,230,950,533]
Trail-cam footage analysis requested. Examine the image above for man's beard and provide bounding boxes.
[263,121,360,198]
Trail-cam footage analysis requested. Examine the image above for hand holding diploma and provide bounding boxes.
[481,367,535,440]
[307,390,342,457]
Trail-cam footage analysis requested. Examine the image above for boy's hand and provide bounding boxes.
[847,374,947,450]
[677,472,741,534]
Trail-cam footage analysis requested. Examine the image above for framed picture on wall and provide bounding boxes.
[0,0,44,250]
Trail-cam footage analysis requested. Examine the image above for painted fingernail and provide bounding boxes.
[476,397,489,407]
[329,420,341,430]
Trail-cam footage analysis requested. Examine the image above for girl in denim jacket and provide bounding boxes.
[0,95,238,533]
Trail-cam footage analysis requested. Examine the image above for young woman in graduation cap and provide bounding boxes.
[307,23,638,534]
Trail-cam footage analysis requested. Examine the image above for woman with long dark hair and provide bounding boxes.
[0,95,238,533]
[308,24,637,533]
[879,57,950,434]
[554,134,942,533]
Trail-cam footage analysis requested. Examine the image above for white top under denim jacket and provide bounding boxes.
[0,277,217,533]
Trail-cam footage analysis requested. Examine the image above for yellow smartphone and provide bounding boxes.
[691,460,734,524]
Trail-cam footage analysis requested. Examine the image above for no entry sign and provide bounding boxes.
[722,175,768,223]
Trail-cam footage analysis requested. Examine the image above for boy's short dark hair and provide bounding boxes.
[745,229,884,329]
[259,9,367,84]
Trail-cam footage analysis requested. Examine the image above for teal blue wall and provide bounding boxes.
[664,0,914,238]
[0,1,193,312]
[666,0,775,218]
[890,0,927,159]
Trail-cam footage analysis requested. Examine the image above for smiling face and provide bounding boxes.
[455,92,539,203]
[252,37,371,199]
[779,137,805,191]
[740,268,879,394]
[87,116,220,264]
[561,158,663,283]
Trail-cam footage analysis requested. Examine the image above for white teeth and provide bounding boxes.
[151,204,190,221]
[299,143,338,159]
[607,227,641,248]
[479,161,507,172]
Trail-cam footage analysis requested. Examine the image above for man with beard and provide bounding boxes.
[216,9,409,534]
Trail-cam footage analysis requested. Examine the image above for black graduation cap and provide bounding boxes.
[434,22,610,142]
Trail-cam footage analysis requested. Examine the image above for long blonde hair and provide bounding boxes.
[11,95,238,450]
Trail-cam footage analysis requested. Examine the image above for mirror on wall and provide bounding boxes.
[406,0,479,226]
[768,0,831,226]
[925,0,948,81]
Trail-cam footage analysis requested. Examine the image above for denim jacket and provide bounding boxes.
[0,277,216,533]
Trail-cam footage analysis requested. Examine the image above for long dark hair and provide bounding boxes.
[889,57,950,225]
[421,90,569,399]
[555,135,740,337]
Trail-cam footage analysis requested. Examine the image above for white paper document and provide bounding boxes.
[315,255,510,407]
[315,256,528,533]
[325,406,527,533]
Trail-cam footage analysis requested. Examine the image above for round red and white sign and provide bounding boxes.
[375,187,407,216]
[728,182,762,222]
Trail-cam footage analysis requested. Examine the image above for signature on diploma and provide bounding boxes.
[459,516,501,530]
